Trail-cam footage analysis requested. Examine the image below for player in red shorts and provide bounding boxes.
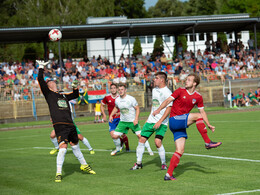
[153,73,222,180]
[101,83,129,155]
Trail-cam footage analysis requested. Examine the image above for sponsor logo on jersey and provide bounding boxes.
[192,99,196,104]
[120,108,129,114]
[152,99,160,107]
[57,99,68,108]
[183,96,186,99]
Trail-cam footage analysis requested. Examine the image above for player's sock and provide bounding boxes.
[122,134,130,150]
[71,144,87,165]
[136,142,145,164]
[157,145,166,164]
[113,138,121,151]
[56,148,67,174]
[167,152,182,177]
[119,137,124,147]
[145,140,153,154]
[196,118,211,144]
[51,137,59,149]
[81,137,93,151]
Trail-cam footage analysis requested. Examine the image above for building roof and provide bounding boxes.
[0,14,259,43]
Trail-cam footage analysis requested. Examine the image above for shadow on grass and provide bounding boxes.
[63,163,82,179]
[174,162,217,177]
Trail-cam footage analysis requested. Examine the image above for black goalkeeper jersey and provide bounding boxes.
[38,68,79,126]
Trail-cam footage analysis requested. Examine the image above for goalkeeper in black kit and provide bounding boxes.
[37,60,96,183]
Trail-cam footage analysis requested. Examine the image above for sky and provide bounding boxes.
[144,0,187,10]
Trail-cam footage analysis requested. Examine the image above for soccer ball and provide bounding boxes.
[48,29,62,42]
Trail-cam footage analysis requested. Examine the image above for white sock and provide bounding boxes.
[136,142,145,164]
[113,138,121,151]
[71,144,87,165]
[81,137,93,151]
[157,145,166,164]
[145,140,152,153]
[51,137,59,149]
[56,148,67,174]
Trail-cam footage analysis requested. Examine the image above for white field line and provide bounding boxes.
[211,120,260,123]
[216,189,260,195]
[32,147,260,163]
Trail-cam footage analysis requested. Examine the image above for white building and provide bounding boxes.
[86,16,250,63]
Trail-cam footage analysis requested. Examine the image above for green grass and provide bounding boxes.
[1,111,260,195]
[2,106,260,129]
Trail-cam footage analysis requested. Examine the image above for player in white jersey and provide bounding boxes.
[109,83,153,156]
[130,72,172,170]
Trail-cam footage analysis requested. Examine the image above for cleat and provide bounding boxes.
[164,175,176,181]
[205,141,222,149]
[161,164,168,170]
[50,148,59,155]
[90,150,95,155]
[111,149,120,156]
[149,151,154,156]
[80,164,96,174]
[55,174,62,182]
[130,163,143,170]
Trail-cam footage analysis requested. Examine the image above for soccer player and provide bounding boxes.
[50,101,95,155]
[109,83,153,156]
[130,72,172,170]
[101,83,130,154]
[153,73,222,180]
[37,60,96,182]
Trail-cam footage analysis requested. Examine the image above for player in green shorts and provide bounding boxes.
[248,89,260,105]
[130,72,172,170]
[109,83,153,156]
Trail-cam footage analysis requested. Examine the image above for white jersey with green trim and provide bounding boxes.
[147,86,172,125]
[115,94,138,122]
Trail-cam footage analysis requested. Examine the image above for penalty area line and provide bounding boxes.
[32,147,260,163]
[216,189,260,195]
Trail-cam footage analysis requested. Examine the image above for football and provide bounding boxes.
[48,29,62,42]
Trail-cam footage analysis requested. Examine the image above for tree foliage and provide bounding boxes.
[114,0,147,18]
[133,37,142,56]
[152,35,164,59]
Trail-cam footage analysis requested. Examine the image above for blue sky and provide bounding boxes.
[144,0,187,10]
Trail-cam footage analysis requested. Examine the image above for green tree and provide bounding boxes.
[114,0,147,18]
[152,35,164,59]
[217,32,228,52]
[173,35,187,58]
[132,37,142,56]
[183,0,217,16]
[148,0,184,17]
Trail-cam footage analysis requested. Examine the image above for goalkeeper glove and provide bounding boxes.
[36,60,49,69]
[71,80,79,88]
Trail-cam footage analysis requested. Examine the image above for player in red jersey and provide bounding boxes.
[153,73,222,180]
[101,83,129,154]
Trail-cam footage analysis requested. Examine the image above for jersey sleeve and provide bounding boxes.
[165,89,173,107]
[37,68,50,97]
[197,95,204,109]
[101,96,107,105]
[65,88,79,101]
[170,88,181,100]
[132,97,138,107]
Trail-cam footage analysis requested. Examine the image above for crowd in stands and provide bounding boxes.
[0,37,260,101]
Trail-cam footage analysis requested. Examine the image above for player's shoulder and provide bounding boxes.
[194,90,202,97]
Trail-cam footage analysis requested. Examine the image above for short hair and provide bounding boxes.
[155,72,167,82]
[110,83,117,88]
[118,83,127,89]
[188,73,200,87]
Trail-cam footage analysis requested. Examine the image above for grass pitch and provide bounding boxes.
[0,110,260,195]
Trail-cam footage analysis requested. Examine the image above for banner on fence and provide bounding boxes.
[87,90,107,103]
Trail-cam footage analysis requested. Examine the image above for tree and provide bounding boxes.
[152,35,164,59]
[148,0,184,17]
[114,0,147,18]
[132,37,142,56]
[173,35,187,58]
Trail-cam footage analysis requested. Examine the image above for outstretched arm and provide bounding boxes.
[133,105,140,126]
[199,108,215,132]
[152,96,174,116]
[109,107,118,123]
[100,103,107,122]
[153,106,172,129]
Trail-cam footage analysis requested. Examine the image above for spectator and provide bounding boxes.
[248,89,260,105]
[233,91,246,107]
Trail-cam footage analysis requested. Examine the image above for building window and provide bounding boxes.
[147,36,153,43]
[206,33,213,41]
[227,33,233,39]
[139,36,146,44]
[199,33,204,41]
[121,37,128,45]
[189,34,196,42]
[164,35,170,42]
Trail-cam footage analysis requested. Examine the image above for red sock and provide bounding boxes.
[167,152,182,176]
[122,134,129,150]
[119,137,124,147]
[196,118,211,144]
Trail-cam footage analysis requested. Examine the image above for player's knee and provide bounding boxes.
[155,136,163,147]
[139,136,147,143]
